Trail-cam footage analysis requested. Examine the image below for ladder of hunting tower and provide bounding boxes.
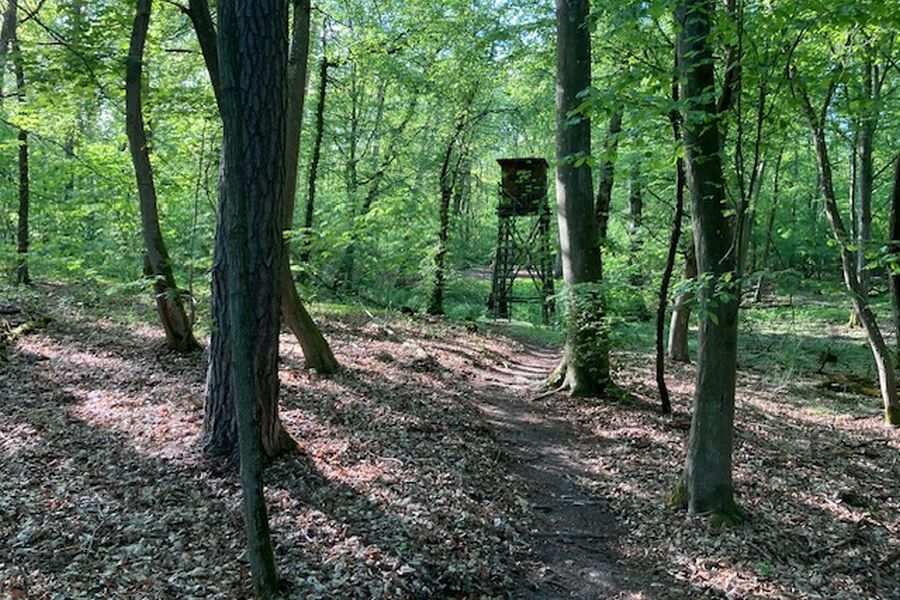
[488,158,555,324]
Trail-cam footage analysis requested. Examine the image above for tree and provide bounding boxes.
[12,11,27,285]
[125,0,200,352]
[670,0,742,520]
[298,29,331,266]
[184,0,336,458]
[791,62,900,427]
[594,112,622,246]
[656,74,687,414]
[890,158,900,367]
[554,0,609,396]
[217,0,289,594]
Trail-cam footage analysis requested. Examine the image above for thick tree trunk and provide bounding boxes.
[186,0,337,374]
[203,169,296,460]
[125,0,199,351]
[595,112,622,247]
[217,1,291,593]
[672,0,741,519]
[793,74,899,427]
[555,0,609,396]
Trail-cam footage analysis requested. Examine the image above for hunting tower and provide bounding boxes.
[488,158,555,323]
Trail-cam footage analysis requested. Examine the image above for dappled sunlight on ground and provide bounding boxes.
[1,285,897,599]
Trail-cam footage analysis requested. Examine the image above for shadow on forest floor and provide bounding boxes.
[0,283,897,599]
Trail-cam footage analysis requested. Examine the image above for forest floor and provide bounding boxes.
[1,283,898,599]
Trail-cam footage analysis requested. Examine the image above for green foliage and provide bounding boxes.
[0,0,895,348]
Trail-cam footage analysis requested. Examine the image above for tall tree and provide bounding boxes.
[183,0,337,372]
[890,157,900,368]
[670,0,742,519]
[217,0,289,594]
[791,62,900,427]
[299,30,330,265]
[184,0,337,457]
[656,75,687,413]
[278,0,339,374]
[12,21,28,285]
[594,111,622,246]
[554,0,609,395]
[125,0,199,351]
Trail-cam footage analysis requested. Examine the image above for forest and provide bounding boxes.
[0,0,898,598]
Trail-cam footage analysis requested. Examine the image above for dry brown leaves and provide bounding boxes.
[0,285,898,599]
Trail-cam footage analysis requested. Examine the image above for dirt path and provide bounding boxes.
[472,343,624,599]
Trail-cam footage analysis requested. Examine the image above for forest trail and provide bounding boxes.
[471,341,623,598]
[2,287,898,599]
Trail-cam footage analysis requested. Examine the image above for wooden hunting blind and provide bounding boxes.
[488,158,555,323]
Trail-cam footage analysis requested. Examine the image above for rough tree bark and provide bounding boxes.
[185,0,335,370]
[554,0,609,395]
[125,0,199,351]
[792,70,899,427]
[670,0,742,519]
[190,0,298,458]
[217,0,287,594]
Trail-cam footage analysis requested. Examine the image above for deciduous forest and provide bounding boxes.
[0,0,898,598]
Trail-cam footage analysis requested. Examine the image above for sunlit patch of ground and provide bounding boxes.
[0,284,897,599]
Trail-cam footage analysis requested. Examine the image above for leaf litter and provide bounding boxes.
[0,284,897,599]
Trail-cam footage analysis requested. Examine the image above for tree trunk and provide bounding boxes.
[668,244,696,362]
[672,0,741,520]
[203,167,296,460]
[594,111,622,247]
[792,73,899,427]
[656,68,686,413]
[427,119,469,317]
[185,0,337,374]
[218,0,289,594]
[855,60,875,299]
[279,0,339,373]
[299,42,329,265]
[125,0,199,352]
[427,181,452,315]
[13,32,28,285]
[656,154,685,414]
[754,149,783,301]
[555,0,608,396]
[628,157,643,288]
[890,158,900,368]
